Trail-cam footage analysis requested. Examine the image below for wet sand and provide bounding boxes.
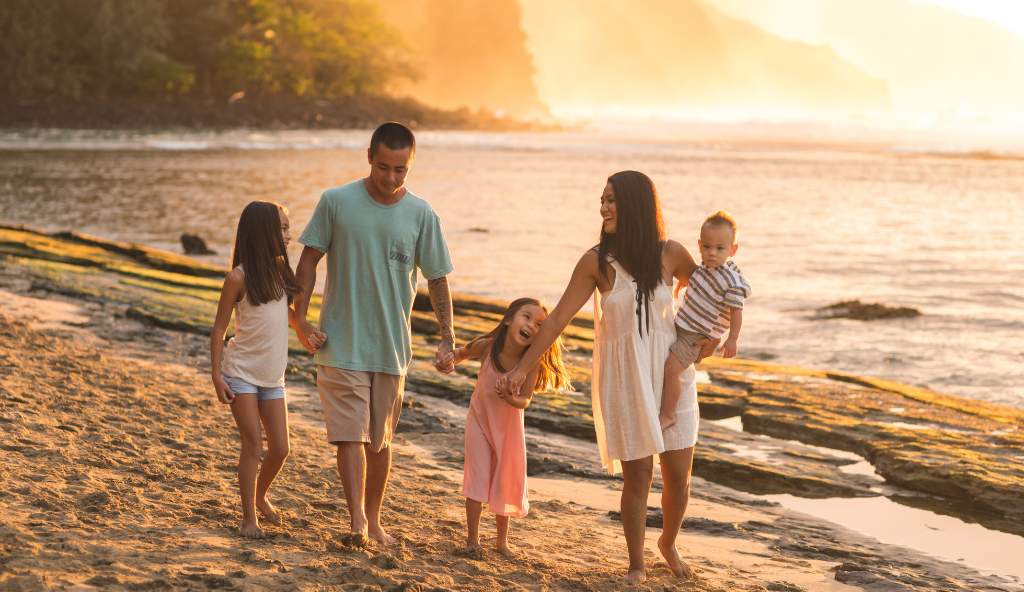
[2,282,1020,591]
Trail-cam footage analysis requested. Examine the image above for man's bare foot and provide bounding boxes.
[657,536,695,579]
[659,412,677,431]
[368,525,396,546]
[239,519,264,538]
[256,499,280,524]
[458,542,484,560]
[624,568,646,585]
[340,531,368,548]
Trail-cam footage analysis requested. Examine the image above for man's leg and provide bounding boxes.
[318,366,374,541]
[336,441,368,537]
[365,372,405,546]
[365,443,394,545]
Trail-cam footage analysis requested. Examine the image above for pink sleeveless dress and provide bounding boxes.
[462,355,529,517]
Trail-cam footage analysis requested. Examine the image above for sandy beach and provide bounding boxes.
[1,227,1022,591]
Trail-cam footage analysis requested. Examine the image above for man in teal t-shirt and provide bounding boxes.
[294,122,455,546]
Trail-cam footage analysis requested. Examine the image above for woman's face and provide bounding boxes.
[600,182,617,234]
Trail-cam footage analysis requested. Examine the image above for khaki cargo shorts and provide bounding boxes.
[317,366,405,452]
[668,327,709,368]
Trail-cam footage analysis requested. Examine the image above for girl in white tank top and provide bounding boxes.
[210,201,324,538]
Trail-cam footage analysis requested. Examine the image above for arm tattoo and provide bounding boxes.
[427,276,455,346]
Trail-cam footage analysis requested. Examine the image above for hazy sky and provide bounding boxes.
[518,0,1024,130]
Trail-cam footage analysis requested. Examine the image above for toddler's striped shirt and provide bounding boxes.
[675,261,751,338]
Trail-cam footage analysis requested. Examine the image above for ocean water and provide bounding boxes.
[1,128,1021,407]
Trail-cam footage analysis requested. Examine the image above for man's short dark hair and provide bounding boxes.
[370,122,416,157]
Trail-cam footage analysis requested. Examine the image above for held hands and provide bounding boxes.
[721,338,738,358]
[213,374,235,404]
[495,368,527,401]
[297,320,327,353]
[434,340,456,374]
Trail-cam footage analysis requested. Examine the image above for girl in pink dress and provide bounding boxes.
[454,297,572,556]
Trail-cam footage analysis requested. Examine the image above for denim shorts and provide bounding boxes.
[223,374,285,401]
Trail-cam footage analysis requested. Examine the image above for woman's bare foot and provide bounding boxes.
[657,536,694,579]
[256,498,280,524]
[624,568,646,585]
[659,412,677,431]
[239,519,264,538]
[368,525,396,546]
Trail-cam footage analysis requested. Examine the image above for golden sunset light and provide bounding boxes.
[1,2,1023,590]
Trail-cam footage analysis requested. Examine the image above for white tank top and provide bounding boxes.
[221,266,289,387]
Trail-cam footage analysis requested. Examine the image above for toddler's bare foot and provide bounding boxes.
[368,525,396,546]
[239,519,264,538]
[256,499,280,524]
[659,412,677,431]
[658,536,694,579]
[624,568,646,585]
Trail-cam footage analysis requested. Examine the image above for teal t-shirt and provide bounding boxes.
[299,180,453,375]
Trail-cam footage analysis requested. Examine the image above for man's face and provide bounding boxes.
[367,145,413,198]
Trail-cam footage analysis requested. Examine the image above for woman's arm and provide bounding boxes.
[665,239,698,287]
[496,251,600,395]
[665,239,718,360]
[210,269,245,404]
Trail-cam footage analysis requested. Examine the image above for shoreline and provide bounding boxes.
[1,286,1019,590]
[1,225,1023,589]
[0,96,558,133]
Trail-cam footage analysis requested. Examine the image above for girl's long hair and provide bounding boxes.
[597,171,666,336]
[465,297,572,393]
[230,201,299,305]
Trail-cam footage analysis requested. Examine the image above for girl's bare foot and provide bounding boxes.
[625,568,646,585]
[256,498,280,524]
[657,536,694,579]
[659,412,677,431]
[239,519,264,538]
[496,541,517,558]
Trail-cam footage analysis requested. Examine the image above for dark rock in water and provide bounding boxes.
[815,299,921,320]
[180,233,215,255]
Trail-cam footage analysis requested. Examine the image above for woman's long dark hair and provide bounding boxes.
[464,297,572,393]
[597,171,666,336]
[231,201,298,305]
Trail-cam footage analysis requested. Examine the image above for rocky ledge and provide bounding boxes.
[2,224,1021,538]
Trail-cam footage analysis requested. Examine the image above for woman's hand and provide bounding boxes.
[213,374,235,404]
[496,368,528,401]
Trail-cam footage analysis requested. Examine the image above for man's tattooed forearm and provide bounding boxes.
[427,276,454,345]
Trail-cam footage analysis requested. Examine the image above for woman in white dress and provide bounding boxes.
[498,171,715,584]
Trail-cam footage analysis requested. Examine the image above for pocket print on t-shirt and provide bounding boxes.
[387,240,414,272]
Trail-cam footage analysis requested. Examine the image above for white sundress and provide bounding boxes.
[592,258,700,475]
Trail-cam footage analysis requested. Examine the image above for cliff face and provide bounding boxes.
[377,0,547,117]
[518,0,889,115]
